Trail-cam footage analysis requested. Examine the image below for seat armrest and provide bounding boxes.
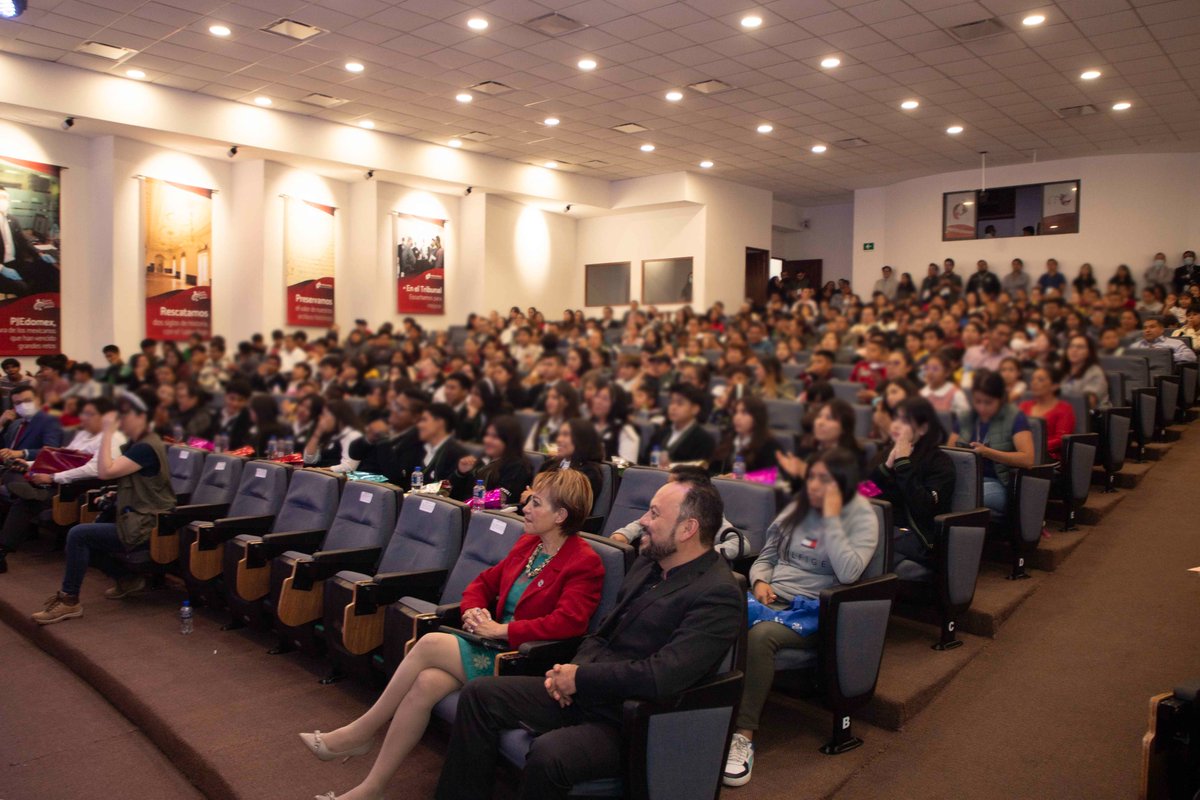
[497,636,585,677]
[293,546,382,590]
[409,601,462,642]
[440,625,508,651]
[159,503,231,535]
[354,569,450,614]
[195,514,276,549]
[174,492,191,506]
[246,528,327,567]
[58,478,108,502]
[621,670,744,719]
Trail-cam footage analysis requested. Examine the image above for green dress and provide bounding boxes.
[457,551,550,680]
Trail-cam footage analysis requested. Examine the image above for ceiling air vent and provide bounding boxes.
[263,18,325,41]
[581,160,609,168]
[835,137,870,148]
[1055,104,1097,119]
[75,41,137,60]
[688,79,733,95]
[612,122,649,134]
[524,13,588,37]
[469,81,514,96]
[300,93,348,108]
[947,18,1007,41]
[460,131,495,142]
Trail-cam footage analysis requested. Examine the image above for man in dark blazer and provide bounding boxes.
[640,383,716,465]
[416,402,469,484]
[434,478,743,799]
[348,390,427,486]
[0,188,59,297]
[0,382,63,464]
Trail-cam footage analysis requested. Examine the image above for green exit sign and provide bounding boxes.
[863,242,875,251]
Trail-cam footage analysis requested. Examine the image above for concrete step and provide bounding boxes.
[1076,488,1128,526]
[1163,424,1186,442]
[1129,441,1175,461]
[1091,461,1155,490]
[962,563,1045,638]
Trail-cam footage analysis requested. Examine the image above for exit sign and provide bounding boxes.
[863,242,875,251]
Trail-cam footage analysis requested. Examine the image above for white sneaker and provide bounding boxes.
[723,732,754,787]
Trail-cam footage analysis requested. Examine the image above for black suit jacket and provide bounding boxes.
[448,456,533,503]
[572,549,743,713]
[642,422,716,465]
[348,427,424,486]
[423,437,469,484]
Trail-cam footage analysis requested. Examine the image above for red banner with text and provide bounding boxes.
[142,178,213,341]
[284,197,336,327]
[395,213,446,315]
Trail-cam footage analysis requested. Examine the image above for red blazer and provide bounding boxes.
[461,533,604,649]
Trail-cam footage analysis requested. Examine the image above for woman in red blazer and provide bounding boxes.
[301,469,603,800]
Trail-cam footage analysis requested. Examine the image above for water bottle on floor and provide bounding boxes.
[180,600,193,635]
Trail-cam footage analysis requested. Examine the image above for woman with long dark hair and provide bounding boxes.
[951,369,1035,517]
[457,379,507,443]
[524,381,580,453]
[529,418,604,505]
[779,398,862,482]
[711,396,780,475]
[588,381,640,463]
[1019,366,1076,462]
[450,415,533,504]
[303,399,364,472]
[291,394,324,454]
[248,394,288,456]
[1059,334,1109,408]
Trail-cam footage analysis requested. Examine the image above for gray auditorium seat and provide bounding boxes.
[602,466,669,537]
[167,444,205,499]
[765,398,805,432]
[1056,431,1099,530]
[147,452,245,567]
[830,380,860,403]
[713,476,776,559]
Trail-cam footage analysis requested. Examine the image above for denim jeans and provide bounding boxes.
[62,523,127,596]
[982,477,1008,518]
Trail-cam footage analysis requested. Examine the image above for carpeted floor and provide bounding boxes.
[1,431,1196,799]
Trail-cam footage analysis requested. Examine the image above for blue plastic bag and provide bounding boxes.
[746,591,820,636]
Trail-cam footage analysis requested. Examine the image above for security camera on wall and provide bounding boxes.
[61,117,75,131]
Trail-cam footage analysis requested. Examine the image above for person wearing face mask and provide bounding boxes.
[0,383,63,471]
[1174,250,1198,294]
[1146,252,1172,290]
[0,187,60,298]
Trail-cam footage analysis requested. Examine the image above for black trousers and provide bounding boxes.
[0,496,44,550]
[434,676,622,800]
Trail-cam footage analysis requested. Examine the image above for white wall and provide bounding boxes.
[484,195,579,315]
[771,202,855,284]
[852,152,1200,296]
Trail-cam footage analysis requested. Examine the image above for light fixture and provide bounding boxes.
[448,138,463,148]
[665,90,683,102]
[254,96,272,106]
[811,144,827,153]
[125,69,146,79]
[946,125,964,134]
[699,160,714,168]
[467,17,488,30]
[640,143,655,152]
[756,123,774,133]
[1022,14,1045,26]
[544,161,558,169]
[820,56,841,68]
[740,15,762,29]
[1112,101,1131,111]
[358,119,375,129]
[577,58,597,71]
[963,201,974,206]
[456,92,473,103]
[1081,69,1101,80]
[208,24,231,37]
[0,0,28,19]
[900,99,919,110]
[543,117,560,126]
[345,61,365,73]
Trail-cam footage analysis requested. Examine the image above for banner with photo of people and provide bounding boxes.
[395,212,445,315]
[142,177,213,341]
[0,156,63,355]
[284,197,336,327]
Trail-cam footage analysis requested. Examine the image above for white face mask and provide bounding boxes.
[1154,259,1166,268]
[1186,257,1196,267]
[14,401,37,418]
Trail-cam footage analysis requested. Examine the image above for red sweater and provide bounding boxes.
[1020,399,1075,462]
[460,533,605,648]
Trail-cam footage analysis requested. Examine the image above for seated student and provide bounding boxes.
[1060,334,1110,409]
[303,399,364,472]
[723,447,878,787]
[530,418,605,505]
[629,376,663,424]
[1098,326,1125,357]
[1020,366,1076,463]
[588,381,640,463]
[432,475,741,799]
[849,335,888,401]
[524,381,580,453]
[801,349,835,388]
[0,397,126,574]
[998,356,1027,403]
[172,381,214,441]
[1173,307,1200,350]
[870,397,955,568]
[779,398,861,481]
[754,356,795,400]
[919,351,969,415]
[247,394,288,457]
[1129,315,1198,364]
[0,382,64,469]
[61,362,101,401]
[302,469,604,800]
[415,402,469,484]
[290,394,324,455]
[450,415,533,504]
[32,390,176,624]
[951,369,1035,517]
[610,465,742,559]
[213,380,253,450]
[710,396,781,476]
[640,383,716,467]
[347,390,427,486]
[457,378,507,444]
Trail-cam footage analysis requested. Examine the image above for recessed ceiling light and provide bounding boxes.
[543,117,560,126]
[448,138,463,148]
[577,58,597,71]
[1112,101,1131,111]
[665,90,683,102]
[756,123,774,134]
[456,92,473,103]
[1080,69,1101,80]
[699,160,714,168]
[820,57,841,68]
[208,24,231,37]
[345,61,364,73]
[125,68,146,79]
[740,15,762,29]
[544,161,558,169]
[811,144,827,153]
[946,125,964,134]
[1022,14,1045,26]
[358,119,375,129]
[640,143,655,152]
[467,17,488,30]
[900,99,919,110]
[254,96,272,106]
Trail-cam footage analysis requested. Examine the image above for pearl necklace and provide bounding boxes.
[524,542,559,579]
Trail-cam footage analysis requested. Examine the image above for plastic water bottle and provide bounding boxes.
[179,600,193,635]
[172,423,184,442]
[650,446,663,468]
[733,454,746,479]
[281,436,295,455]
[214,434,229,453]
[473,479,485,504]
[411,466,423,491]
[266,436,278,458]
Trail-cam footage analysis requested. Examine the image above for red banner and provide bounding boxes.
[143,177,213,340]
[397,268,444,314]
[146,286,211,341]
[0,293,61,355]
[287,277,335,327]
[395,212,446,315]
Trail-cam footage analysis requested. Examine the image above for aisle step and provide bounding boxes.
[962,563,1045,638]
[1091,461,1155,489]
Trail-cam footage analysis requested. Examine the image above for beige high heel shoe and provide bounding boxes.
[298,731,373,763]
